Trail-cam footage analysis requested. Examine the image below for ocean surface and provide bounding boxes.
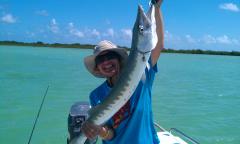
[0,46,239,144]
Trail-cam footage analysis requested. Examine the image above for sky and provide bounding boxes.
[0,0,240,51]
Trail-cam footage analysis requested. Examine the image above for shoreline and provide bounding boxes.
[1,40,240,56]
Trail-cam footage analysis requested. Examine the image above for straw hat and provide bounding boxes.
[84,40,128,78]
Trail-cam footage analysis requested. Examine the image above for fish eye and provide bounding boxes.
[139,25,144,33]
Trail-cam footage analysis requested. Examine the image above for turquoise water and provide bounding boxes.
[0,46,239,144]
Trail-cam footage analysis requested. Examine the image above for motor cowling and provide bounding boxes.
[67,101,97,144]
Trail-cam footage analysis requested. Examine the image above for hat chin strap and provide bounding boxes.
[107,73,120,87]
[107,77,114,87]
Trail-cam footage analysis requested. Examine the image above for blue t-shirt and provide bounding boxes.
[89,60,159,144]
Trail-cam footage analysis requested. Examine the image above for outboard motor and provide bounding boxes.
[67,101,97,144]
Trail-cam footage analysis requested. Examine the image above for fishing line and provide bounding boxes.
[27,85,50,144]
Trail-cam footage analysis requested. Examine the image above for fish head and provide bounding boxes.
[132,5,157,53]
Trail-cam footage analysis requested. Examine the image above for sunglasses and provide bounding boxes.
[95,51,121,66]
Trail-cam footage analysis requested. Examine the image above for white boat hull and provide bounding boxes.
[157,131,188,144]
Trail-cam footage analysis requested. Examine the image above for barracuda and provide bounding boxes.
[70,4,157,144]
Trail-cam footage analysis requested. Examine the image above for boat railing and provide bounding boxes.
[153,122,166,132]
[169,128,200,144]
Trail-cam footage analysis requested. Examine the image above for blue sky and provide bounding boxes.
[0,0,240,51]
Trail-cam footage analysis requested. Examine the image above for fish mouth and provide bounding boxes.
[137,5,153,29]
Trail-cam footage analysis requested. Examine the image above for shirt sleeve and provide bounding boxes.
[89,91,98,107]
[89,82,109,107]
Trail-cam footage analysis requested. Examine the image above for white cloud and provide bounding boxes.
[185,34,197,43]
[36,10,49,16]
[103,28,114,37]
[201,34,239,45]
[49,18,59,33]
[68,22,84,38]
[121,28,132,40]
[91,29,100,37]
[164,30,182,44]
[52,19,57,25]
[202,35,217,44]
[216,35,232,44]
[219,3,239,12]
[1,14,16,23]
[160,31,240,51]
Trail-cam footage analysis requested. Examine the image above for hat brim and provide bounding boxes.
[84,48,128,78]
